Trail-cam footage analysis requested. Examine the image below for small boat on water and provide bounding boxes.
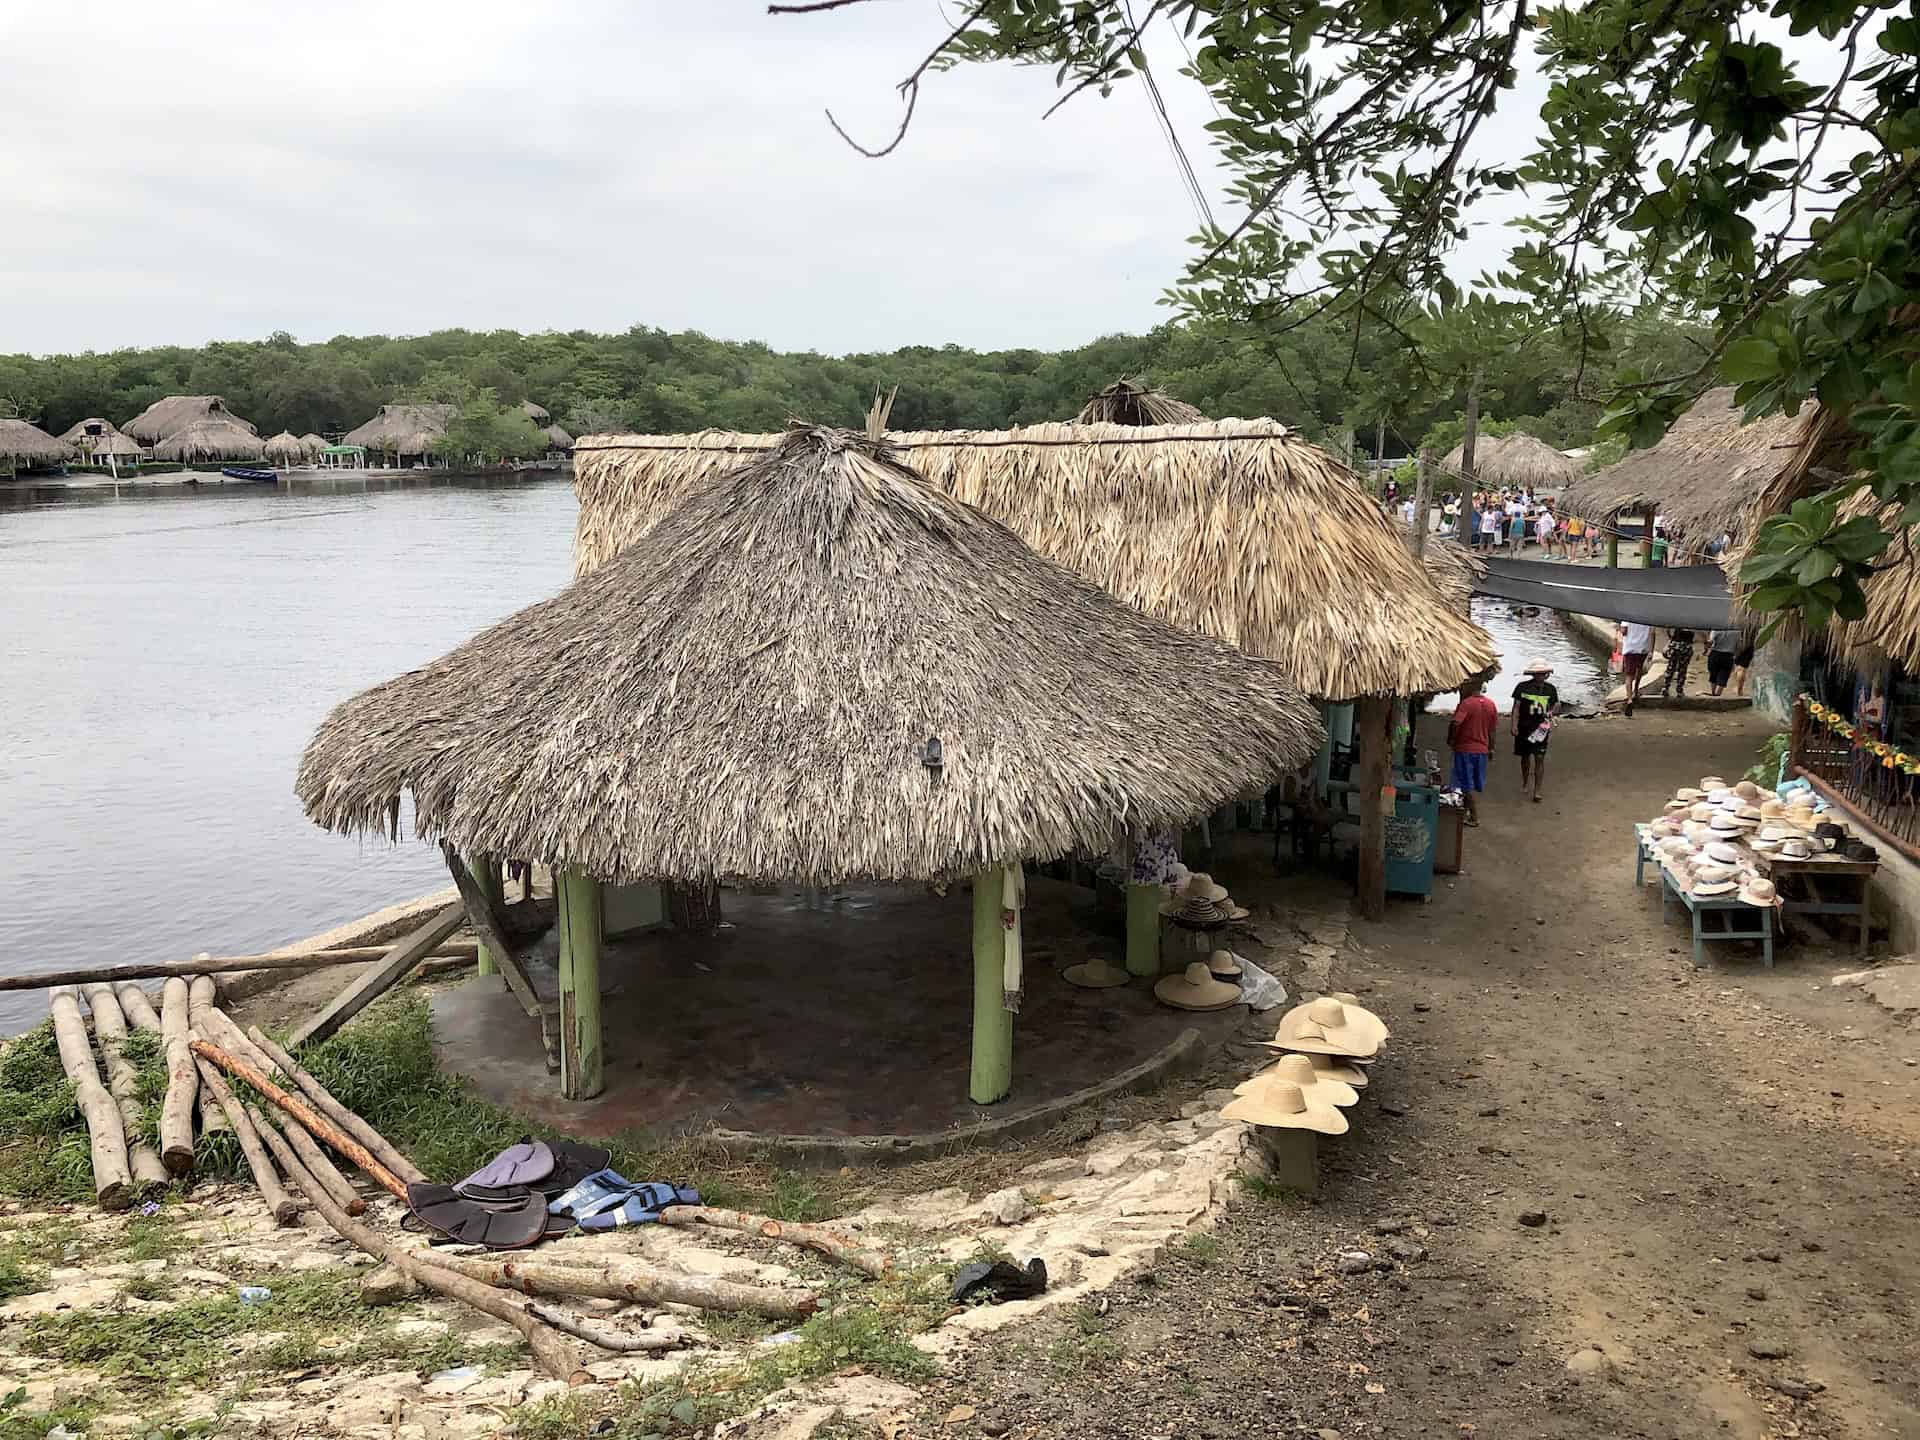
[221,467,278,483]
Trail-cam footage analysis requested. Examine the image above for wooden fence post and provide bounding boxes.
[556,871,604,1101]
[970,867,1013,1104]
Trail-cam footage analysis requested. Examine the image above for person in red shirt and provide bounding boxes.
[1448,676,1498,826]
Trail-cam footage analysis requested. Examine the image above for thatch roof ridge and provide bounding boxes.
[542,423,575,449]
[1441,431,1580,491]
[263,431,307,462]
[123,395,256,444]
[342,403,455,454]
[0,417,76,464]
[151,417,266,462]
[298,424,1324,885]
[1562,387,1803,542]
[1076,378,1207,426]
[571,419,1493,699]
[56,417,142,456]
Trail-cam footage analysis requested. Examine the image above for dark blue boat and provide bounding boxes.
[221,467,278,482]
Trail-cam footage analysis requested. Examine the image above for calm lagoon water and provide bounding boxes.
[0,475,578,1034]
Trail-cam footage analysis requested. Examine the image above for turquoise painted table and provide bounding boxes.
[1658,867,1775,968]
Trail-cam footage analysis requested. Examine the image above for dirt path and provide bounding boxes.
[925,710,1920,1440]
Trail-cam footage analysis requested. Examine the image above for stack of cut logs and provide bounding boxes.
[47,979,891,1381]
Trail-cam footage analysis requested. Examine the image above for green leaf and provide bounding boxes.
[1722,336,1782,383]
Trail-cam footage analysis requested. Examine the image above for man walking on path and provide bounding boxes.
[1512,660,1559,802]
[1618,620,1654,716]
[1660,626,1696,698]
[1447,676,1498,826]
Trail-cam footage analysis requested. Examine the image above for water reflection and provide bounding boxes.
[1429,597,1614,713]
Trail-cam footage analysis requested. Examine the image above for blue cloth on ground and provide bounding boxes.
[548,1167,700,1225]
[577,1185,703,1231]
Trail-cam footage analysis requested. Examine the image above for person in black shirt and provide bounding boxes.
[1511,660,1560,804]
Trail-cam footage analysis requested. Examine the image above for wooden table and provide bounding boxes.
[1659,867,1775,968]
[1758,854,1877,956]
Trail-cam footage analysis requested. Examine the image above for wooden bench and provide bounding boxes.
[1659,867,1774,968]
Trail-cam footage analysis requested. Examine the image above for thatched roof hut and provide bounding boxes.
[299,423,1322,886]
[151,417,266,462]
[1443,432,1580,493]
[299,432,328,458]
[57,417,142,458]
[1403,526,1485,612]
[123,395,256,445]
[520,400,551,424]
[0,417,76,467]
[263,431,308,464]
[342,403,454,457]
[541,423,574,451]
[1563,387,1802,543]
[1076,378,1207,426]
[571,421,1493,700]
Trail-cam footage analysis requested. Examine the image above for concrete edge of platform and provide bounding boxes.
[707,1026,1208,1169]
[213,886,462,1003]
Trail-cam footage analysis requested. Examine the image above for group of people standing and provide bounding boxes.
[1433,489,1606,560]
[1616,622,1758,716]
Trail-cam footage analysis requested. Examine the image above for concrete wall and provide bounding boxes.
[1749,635,1800,725]
[1869,844,1920,954]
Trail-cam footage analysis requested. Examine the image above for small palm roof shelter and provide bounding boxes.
[0,417,75,474]
[1076,377,1207,426]
[123,395,256,445]
[262,431,308,465]
[299,422,1322,1103]
[58,417,142,459]
[151,417,265,462]
[1443,432,1580,494]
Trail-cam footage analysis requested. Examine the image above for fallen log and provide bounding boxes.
[0,942,482,994]
[251,1112,589,1383]
[411,1250,819,1322]
[189,1039,405,1200]
[193,1056,299,1225]
[657,1205,893,1279]
[48,986,132,1210]
[83,984,171,1195]
[525,1302,691,1353]
[290,902,467,1048]
[246,1025,425,1184]
[247,1105,364,1216]
[154,979,199,1173]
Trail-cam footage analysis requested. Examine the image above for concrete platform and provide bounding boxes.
[429,876,1245,1140]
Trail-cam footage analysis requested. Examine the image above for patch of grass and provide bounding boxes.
[122,1211,190,1264]
[767,1170,829,1223]
[0,1386,104,1440]
[505,1392,603,1440]
[1178,1233,1222,1267]
[119,1272,173,1303]
[1237,1172,1311,1205]
[1047,1303,1123,1375]
[698,1308,787,1344]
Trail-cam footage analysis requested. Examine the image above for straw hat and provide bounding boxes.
[1208,949,1244,979]
[1236,1053,1358,1107]
[1523,659,1555,675]
[1779,836,1813,859]
[1708,813,1743,833]
[1271,996,1387,1058]
[1304,1052,1368,1087]
[1694,877,1737,897]
[1692,862,1736,884]
[1154,962,1242,1012]
[1734,803,1764,824]
[1734,780,1764,801]
[1220,1076,1350,1134]
[1739,877,1778,907]
[1707,787,1735,804]
[1688,803,1715,823]
[1700,776,1728,789]
[1663,798,1689,812]
[1062,956,1131,989]
[1675,787,1704,803]
[1760,799,1786,819]
[1682,821,1712,845]
[1183,874,1229,903]
[1656,836,1692,857]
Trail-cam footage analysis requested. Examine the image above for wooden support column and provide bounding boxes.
[1354,694,1394,922]
[1124,883,1162,978]
[555,870,604,1101]
[1607,530,1620,567]
[970,866,1013,1105]
[471,853,503,977]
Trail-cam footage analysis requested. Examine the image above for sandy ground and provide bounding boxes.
[918,708,1920,1440]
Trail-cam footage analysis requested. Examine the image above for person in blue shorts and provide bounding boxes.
[1448,676,1497,826]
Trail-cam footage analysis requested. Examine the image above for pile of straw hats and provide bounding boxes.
[1159,872,1250,925]
[1153,961,1242,1012]
[1643,773,1830,908]
[1221,993,1390,1134]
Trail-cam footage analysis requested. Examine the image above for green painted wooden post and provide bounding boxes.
[970,866,1013,1105]
[556,870,605,1101]
[1607,531,1620,568]
[471,854,502,977]
[1125,883,1161,977]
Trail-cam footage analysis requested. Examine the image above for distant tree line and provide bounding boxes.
[0,309,1703,457]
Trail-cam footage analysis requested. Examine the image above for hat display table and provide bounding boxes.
[1756,853,1877,956]
[1634,823,1656,889]
[1659,868,1775,968]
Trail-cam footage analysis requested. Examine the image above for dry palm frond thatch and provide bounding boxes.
[541,423,574,450]
[520,400,551,424]
[263,431,309,464]
[299,432,328,457]
[1562,388,1803,543]
[571,420,1493,699]
[1402,525,1485,613]
[151,417,267,462]
[299,424,1324,885]
[0,417,76,466]
[1442,432,1580,493]
[1076,378,1207,426]
[123,395,256,445]
[343,404,454,457]
[56,417,141,458]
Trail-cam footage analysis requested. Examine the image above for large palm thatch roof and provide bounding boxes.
[57,417,142,456]
[123,395,256,445]
[541,423,575,450]
[299,424,1323,885]
[263,431,308,463]
[1402,525,1484,612]
[1076,378,1207,426]
[572,420,1493,699]
[151,417,266,462]
[1442,432,1580,493]
[520,400,551,424]
[299,432,328,456]
[0,418,76,465]
[1563,387,1803,544]
[343,403,454,455]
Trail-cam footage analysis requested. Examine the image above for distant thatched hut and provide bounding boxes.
[300,422,1323,1102]
[123,395,257,445]
[1563,387,1800,549]
[342,403,454,463]
[541,423,574,452]
[0,417,76,473]
[263,431,308,466]
[1443,432,1579,494]
[57,418,142,462]
[1076,378,1206,426]
[520,400,551,425]
[299,432,328,459]
[152,417,266,463]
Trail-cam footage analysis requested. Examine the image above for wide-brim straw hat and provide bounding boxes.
[1271,996,1387,1058]
[1238,1052,1359,1107]
[1182,875,1230,904]
[1700,776,1728,789]
[1739,878,1778,907]
[1154,962,1242,1012]
[1523,659,1555,675]
[1675,787,1704,802]
[1303,1052,1368,1087]
[1704,841,1743,865]
[1221,1076,1350,1134]
[1063,957,1131,989]
[1694,878,1737,897]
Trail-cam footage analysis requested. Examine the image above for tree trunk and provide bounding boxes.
[1374,415,1386,471]
[412,1250,819,1321]
[1354,695,1395,923]
[1411,448,1433,559]
[247,1106,364,1216]
[1456,372,1482,543]
[83,985,171,1193]
[194,1056,299,1225]
[524,1303,692,1353]
[664,879,722,933]
[247,1026,425,1183]
[0,942,479,994]
[656,1205,894,1278]
[120,980,197,1176]
[48,987,132,1209]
